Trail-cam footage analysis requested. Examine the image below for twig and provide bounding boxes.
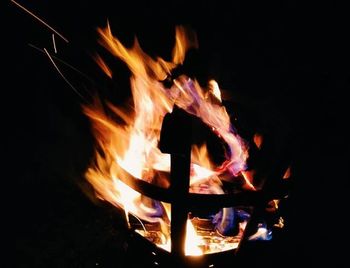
[44,48,87,102]
[52,34,57,53]
[10,0,69,43]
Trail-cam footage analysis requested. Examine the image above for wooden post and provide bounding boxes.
[159,106,192,260]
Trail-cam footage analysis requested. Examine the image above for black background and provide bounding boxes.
[8,0,348,267]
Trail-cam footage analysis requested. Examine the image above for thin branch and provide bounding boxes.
[11,0,69,43]
[44,48,88,102]
[52,34,57,53]
[28,43,93,83]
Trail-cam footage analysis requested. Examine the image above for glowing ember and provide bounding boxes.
[84,23,253,255]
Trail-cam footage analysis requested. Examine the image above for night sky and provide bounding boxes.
[9,1,348,267]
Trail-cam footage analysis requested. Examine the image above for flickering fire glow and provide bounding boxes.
[10,0,289,258]
[84,23,257,255]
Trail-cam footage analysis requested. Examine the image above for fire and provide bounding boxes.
[93,54,112,78]
[84,23,252,255]
[9,0,287,257]
[157,219,203,256]
[253,133,263,149]
[208,80,222,102]
[185,219,203,256]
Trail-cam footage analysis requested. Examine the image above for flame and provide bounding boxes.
[84,24,251,254]
[172,25,198,65]
[94,54,112,78]
[248,223,272,241]
[253,133,263,149]
[157,219,203,256]
[283,166,291,179]
[185,219,203,256]
[208,80,222,102]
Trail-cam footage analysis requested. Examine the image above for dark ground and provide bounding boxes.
[8,1,348,267]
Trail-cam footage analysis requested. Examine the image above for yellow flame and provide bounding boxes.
[185,219,203,256]
[172,25,198,65]
[274,217,285,228]
[208,80,222,102]
[84,24,251,253]
[158,219,203,256]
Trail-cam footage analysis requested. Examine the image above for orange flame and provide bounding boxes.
[253,133,263,149]
[283,166,291,179]
[84,24,251,254]
[94,54,112,78]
